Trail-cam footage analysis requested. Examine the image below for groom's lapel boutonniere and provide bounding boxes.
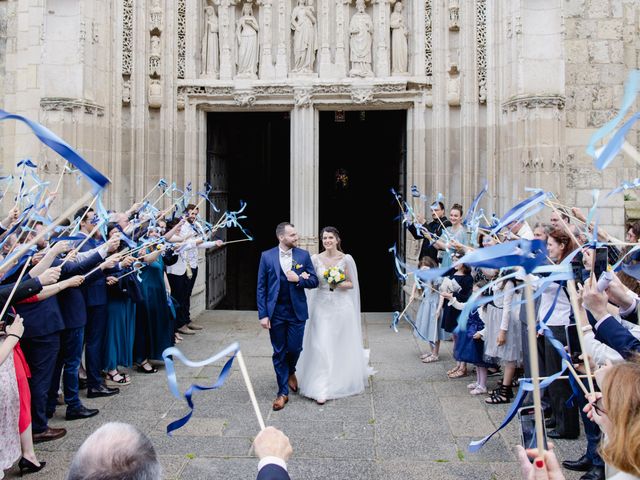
[293,259,303,270]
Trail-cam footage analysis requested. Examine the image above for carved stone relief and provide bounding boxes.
[476,0,487,103]
[148,79,162,108]
[234,90,257,106]
[350,86,374,104]
[149,0,163,32]
[149,34,162,76]
[448,0,459,31]
[447,63,460,106]
[177,0,186,79]
[122,78,131,105]
[294,87,313,107]
[424,0,432,79]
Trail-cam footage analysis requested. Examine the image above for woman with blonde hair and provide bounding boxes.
[518,357,640,480]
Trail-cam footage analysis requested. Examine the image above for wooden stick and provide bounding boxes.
[236,351,266,431]
[566,280,596,395]
[564,360,591,397]
[0,258,31,321]
[222,238,252,246]
[0,190,95,274]
[150,185,173,207]
[622,141,640,166]
[521,374,594,382]
[113,266,145,281]
[52,162,68,194]
[524,282,545,457]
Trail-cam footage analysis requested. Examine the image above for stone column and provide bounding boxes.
[290,91,318,252]
[274,0,288,78]
[334,0,351,78]
[216,0,237,80]
[372,0,390,77]
[257,0,276,79]
[317,0,332,77]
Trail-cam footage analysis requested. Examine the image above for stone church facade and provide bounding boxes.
[0,0,638,312]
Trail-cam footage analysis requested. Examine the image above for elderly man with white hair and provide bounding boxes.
[67,422,161,480]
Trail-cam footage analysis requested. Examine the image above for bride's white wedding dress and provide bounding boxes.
[296,253,375,401]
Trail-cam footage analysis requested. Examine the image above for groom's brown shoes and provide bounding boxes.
[272,395,289,411]
[288,374,298,393]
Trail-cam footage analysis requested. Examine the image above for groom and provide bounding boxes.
[257,222,318,411]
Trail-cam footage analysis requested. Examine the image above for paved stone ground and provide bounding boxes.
[6,311,587,480]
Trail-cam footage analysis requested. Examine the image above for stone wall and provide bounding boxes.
[564,0,640,239]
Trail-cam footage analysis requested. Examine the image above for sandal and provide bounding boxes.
[470,386,487,395]
[137,362,158,374]
[487,366,502,377]
[422,354,439,363]
[448,368,468,379]
[485,384,513,404]
[447,366,460,375]
[106,371,131,385]
[467,382,479,390]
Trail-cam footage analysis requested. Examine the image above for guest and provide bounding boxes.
[406,201,451,264]
[518,358,640,480]
[533,223,553,242]
[549,210,571,231]
[0,315,45,477]
[435,203,467,269]
[540,228,580,440]
[133,223,174,372]
[66,422,161,480]
[253,426,292,480]
[414,257,443,363]
[441,261,473,378]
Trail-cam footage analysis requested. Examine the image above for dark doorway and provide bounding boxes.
[319,110,406,312]
[206,112,290,310]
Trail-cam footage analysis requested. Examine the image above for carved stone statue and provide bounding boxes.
[201,5,219,77]
[390,2,408,74]
[349,0,373,78]
[291,0,317,73]
[148,78,162,108]
[149,34,161,76]
[150,0,163,32]
[448,0,459,31]
[122,78,131,104]
[236,3,259,79]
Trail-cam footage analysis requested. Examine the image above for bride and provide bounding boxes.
[296,226,374,405]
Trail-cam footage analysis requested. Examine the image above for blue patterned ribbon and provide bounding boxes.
[0,110,110,191]
[162,343,239,435]
[491,190,550,235]
[593,112,640,170]
[463,183,488,227]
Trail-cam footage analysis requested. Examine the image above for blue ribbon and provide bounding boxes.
[463,183,488,227]
[491,190,550,235]
[587,70,640,159]
[0,110,110,191]
[605,177,640,198]
[593,112,640,170]
[162,343,239,435]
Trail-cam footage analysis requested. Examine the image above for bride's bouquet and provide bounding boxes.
[324,266,346,291]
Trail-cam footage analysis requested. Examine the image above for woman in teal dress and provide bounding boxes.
[104,223,140,385]
[435,203,468,269]
[133,222,174,373]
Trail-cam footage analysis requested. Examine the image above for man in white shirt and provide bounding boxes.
[166,205,222,334]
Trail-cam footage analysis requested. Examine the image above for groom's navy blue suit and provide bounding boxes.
[257,247,318,396]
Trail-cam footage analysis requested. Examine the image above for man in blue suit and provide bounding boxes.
[253,427,292,480]
[257,222,318,411]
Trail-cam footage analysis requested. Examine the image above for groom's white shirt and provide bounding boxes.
[258,457,288,473]
[278,247,293,273]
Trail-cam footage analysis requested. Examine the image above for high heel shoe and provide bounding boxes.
[18,457,46,475]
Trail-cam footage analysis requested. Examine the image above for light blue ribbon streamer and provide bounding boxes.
[0,110,110,191]
[491,190,550,235]
[593,112,640,170]
[586,70,640,158]
[162,343,239,435]
[463,183,488,227]
[605,177,640,198]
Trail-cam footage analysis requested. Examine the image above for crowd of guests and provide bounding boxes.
[406,202,640,480]
[0,201,222,478]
